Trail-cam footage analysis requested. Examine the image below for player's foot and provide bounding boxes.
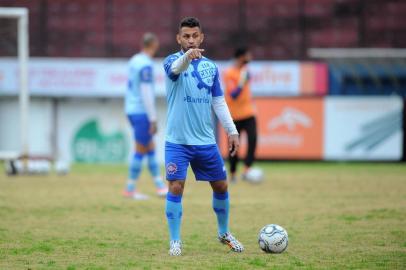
[168,240,182,256]
[156,187,168,197]
[218,232,244,252]
[133,192,149,200]
[122,190,135,198]
[229,175,237,183]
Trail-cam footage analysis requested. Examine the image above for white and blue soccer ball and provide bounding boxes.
[258,224,288,253]
[245,167,264,183]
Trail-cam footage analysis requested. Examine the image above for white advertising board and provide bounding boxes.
[0,58,313,97]
[324,97,403,160]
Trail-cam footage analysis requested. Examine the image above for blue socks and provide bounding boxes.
[147,151,159,177]
[213,191,230,235]
[166,192,183,241]
[165,191,229,241]
[127,152,144,191]
[147,151,165,189]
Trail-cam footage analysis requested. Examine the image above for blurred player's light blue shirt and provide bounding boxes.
[125,52,154,115]
[163,51,223,145]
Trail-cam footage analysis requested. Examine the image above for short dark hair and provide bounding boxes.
[234,47,249,58]
[142,32,158,48]
[179,17,202,30]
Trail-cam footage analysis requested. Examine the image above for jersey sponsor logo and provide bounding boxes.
[183,95,209,104]
[166,162,178,175]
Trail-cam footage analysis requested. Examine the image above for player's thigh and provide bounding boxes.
[165,142,192,181]
[234,119,244,134]
[135,142,153,154]
[246,116,257,139]
[190,144,226,181]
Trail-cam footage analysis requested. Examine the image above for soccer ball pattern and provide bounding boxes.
[258,224,288,253]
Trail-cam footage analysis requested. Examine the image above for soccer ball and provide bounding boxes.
[245,167,264,183]
[54,161,70,175]
[258,224,288,253]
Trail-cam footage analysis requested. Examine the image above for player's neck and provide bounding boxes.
[234,61,245,69]
[142,49,154,58]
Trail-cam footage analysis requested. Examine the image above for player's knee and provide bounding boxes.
[135,143,149,154]
[168,181,184,195]
[211,180,228,193]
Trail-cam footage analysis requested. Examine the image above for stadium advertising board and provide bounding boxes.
[0,58,327,97]
[324,97,403,160]
[56,99,130,163]
[219,97,403,160]
[219,98,324,159]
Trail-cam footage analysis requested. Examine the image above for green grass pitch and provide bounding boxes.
[0,162,405,269]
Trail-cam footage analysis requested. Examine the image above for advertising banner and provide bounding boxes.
[0,58,327,97]
[219,98,324,159]
[324,97,403,160]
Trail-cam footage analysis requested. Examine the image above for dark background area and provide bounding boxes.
[1,0,405,59]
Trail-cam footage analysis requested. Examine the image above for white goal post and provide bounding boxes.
[0,7,29,161]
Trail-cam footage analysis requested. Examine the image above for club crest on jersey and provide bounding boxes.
[191,59,216,93]
[166,162,177,175]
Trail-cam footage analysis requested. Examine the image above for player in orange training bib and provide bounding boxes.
[223,47,258,182]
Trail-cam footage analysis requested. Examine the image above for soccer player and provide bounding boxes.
[223,47,258,183]
[163,17,244,256]
[123,33,168,200]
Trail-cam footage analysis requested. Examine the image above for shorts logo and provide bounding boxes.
[166,162,177,175]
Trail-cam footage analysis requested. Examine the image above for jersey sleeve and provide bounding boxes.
[163,54,180,81]
[211,67,224,97]
[223,69,241,99]
[139,65,153,83]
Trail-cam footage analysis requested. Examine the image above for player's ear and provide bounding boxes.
[200,32,204,43]
[176,34,181,45]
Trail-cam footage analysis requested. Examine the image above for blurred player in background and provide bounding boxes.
[163,17,244,256]
[223,47,258,183]
[123,33,168,200]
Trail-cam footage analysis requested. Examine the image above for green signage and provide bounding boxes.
[72,119,129,163]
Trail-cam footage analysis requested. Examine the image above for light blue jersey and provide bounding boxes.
[163,51,223,145]
[125,52,154,115]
